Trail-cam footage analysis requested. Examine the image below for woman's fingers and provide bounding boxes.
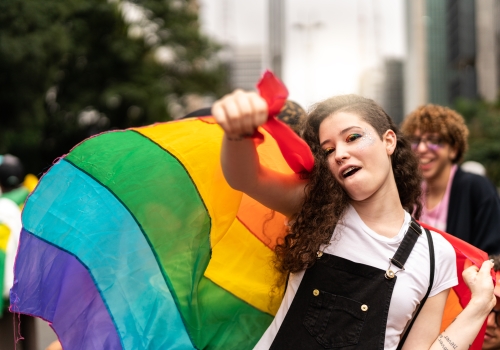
[232,90,257,136]
[462,260,496,310]
[463,260,491,286]
[212,100,230,133]
[477,259,494,282]
[220,93,246,135]
[248,92,269,130]
[212,90,268,137]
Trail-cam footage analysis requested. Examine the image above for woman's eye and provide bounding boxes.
[324,147,335,155]
[346,133,362,142]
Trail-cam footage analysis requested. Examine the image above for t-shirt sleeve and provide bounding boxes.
[429,230,458,297]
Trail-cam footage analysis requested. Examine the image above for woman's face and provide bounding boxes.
[318,111,397,202]
[409,130,457,181]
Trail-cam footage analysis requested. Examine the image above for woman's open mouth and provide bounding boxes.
[342,167,361,178]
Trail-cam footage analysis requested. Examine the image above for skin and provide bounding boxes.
[318,113,404,238]
[45,341,62,350]
[483,298,500,350]
[412,130,458,210]
[212,90,495,350]
[403,260,495,350]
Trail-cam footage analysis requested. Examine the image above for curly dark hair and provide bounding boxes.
[274,95,422,276]
[490,254,500,272]
[400,104,469,163]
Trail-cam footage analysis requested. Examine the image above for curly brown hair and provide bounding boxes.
[400,104,469,163]
[489,254,500,272]
[274,95,423,276]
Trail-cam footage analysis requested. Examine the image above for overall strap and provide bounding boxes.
[396,227,435,350]
[390,218,422,270]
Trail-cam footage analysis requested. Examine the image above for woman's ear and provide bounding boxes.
[383,130,397,156]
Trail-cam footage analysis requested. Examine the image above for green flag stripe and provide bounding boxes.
[66,130,271,348]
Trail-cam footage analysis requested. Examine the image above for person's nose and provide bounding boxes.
[415,139,429,153]
[334,143,350,165]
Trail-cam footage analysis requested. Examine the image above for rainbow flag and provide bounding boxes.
[10,72,489,349]
[11,116,297,349]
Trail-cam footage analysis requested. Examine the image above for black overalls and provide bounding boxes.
[270,220,433,350]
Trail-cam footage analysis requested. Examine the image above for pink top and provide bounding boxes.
[420,165,458,231]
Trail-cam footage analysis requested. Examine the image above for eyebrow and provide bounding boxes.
[320,126,362,147]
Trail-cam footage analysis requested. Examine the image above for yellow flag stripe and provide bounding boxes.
[204,218,283,315]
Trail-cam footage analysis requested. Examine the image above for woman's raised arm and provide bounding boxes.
[212,90,306,218]
[402,260,495,350]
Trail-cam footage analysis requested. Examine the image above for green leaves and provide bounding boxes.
[0,0,229,175]
[455,97,500,186]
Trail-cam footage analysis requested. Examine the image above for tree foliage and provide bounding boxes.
[0,0,229,174]
[454,97,500,187]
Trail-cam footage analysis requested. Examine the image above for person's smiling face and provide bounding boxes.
[318,111,397,202]
[409,130,457,182]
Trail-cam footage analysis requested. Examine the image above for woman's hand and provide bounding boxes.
[212,90,268,139]
[463,259,496,313]
[213,90,305,218]
[406,260,496,350]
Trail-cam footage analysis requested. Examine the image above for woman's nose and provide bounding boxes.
[334,147,349,164]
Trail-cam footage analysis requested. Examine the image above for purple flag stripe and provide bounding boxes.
[11,229,122,349]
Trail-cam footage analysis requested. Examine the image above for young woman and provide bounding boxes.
[212,90,495,350]
[401,105,500,255]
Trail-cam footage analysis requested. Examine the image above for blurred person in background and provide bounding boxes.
[0,154,39,350]
[0,154,25,194]
[483,255,500,350]
[401,105,500,255]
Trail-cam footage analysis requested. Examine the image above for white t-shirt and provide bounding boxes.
[254,205,458,350]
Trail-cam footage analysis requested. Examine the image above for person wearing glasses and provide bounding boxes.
[484,255,500,350]
[401,105,500,254]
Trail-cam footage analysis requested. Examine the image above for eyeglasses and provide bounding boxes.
[490,309,500,327]
[408,136,444,152]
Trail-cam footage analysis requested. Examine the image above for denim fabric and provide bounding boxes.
[303,291,367,348]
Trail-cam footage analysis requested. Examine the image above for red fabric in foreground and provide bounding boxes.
[256,70,314,174]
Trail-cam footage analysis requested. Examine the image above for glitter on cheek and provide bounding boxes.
[357,129,375,150]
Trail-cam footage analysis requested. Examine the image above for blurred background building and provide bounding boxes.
[198,0,500,121]
[199,0,406,122]
[406,0,500,112]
